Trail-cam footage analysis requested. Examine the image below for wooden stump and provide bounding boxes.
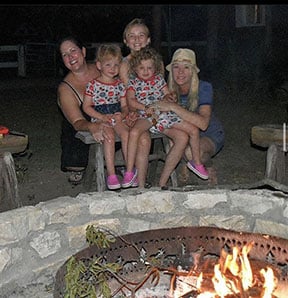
[251,124,287,185]
[0,134,28,154]
[0,152,22,212]
[251,124,287,148]
[265,144,287,185]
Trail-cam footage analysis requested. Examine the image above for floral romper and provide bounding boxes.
[127,74,181,133]
[85,78,126,122]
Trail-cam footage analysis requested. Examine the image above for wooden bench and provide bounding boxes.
[251,124,287,184]
[75,131,178,191]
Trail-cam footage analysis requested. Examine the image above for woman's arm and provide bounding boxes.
[157,99,211,131]
[82,94,107,122]
[57,83,111,142]
[119,96,129,119]
[126,89,146,112]
[57,83,88,130]
[119,59,130,87]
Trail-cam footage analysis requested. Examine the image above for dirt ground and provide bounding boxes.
[1,76,287,212]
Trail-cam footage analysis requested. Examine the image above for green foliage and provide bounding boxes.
[85,225,116,248]
[64,226,120,298]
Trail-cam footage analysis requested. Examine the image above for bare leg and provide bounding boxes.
[103,129,117,176]
[114,123,130,162]
[135,131,151,188]
[173,121,201,165]
[200,137,217,185]
[159,128,189,187]
[126,119,150,172]
[184,136,215,165]
[199,137,216,165]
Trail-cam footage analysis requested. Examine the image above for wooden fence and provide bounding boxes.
[0,41,206,78]
[0,45,26,77]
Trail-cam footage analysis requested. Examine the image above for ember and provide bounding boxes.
[54,226,288,298]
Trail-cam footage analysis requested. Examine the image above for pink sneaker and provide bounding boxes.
[107,175,121,190]
[121,168,138,188]
[186,161,209,180]
[132,177,139,188]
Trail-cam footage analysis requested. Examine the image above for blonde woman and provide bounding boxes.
[157,48,225,189]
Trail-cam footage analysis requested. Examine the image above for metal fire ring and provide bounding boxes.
[54,226,288,297]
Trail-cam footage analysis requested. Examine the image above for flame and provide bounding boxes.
[173,242,278,298]
[261,267,278,298]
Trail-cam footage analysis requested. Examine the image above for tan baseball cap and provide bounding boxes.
[166,48,200,73]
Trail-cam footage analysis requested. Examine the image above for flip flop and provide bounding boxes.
[68,171,84,185]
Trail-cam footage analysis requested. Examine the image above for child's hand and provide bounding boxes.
[124,111,138,128]
[144,105,155,117]
[163,91,177,102]
[103,114,115,125]
[113,112,122,124]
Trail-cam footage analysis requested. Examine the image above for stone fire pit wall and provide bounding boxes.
[1,188,288,297]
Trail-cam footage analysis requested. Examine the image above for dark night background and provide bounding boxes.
[0,5,207,44]
[1,4,288,89]
[1,5,288,214]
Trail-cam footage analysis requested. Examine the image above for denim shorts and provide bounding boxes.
[200,128,225,155]
[94,102,121,114]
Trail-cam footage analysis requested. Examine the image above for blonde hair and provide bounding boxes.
[129,46,163,77]
[96,43,122,63]
[167,63,199,112]
[123,18,150,42]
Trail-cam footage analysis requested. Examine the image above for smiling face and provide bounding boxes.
[97,55,121,81]
[124,24,151,53]
[171,62,193,88]
[60,40,86,72]
[134,58,155,81]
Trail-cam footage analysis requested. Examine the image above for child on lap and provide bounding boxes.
[83,44,130,190]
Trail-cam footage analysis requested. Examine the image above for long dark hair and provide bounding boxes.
[57,35,85,76]
[57,35,85,53]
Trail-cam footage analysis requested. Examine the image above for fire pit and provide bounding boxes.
[54,226,288,297]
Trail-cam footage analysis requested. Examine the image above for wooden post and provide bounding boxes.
[17,44,26,77]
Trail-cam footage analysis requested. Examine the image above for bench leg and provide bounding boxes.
[84,143,106,192]
[95,143,106,192]
[84,144,96,191]
[147,138,161,185]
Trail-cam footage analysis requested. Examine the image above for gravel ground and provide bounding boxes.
[1,76,287,212]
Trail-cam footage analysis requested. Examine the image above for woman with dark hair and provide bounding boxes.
[57,36,110,184]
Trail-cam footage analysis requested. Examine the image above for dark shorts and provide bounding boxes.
[201,128,225,155]
[94,103,121,114]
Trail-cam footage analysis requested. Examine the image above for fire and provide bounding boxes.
[173,242,278,298]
